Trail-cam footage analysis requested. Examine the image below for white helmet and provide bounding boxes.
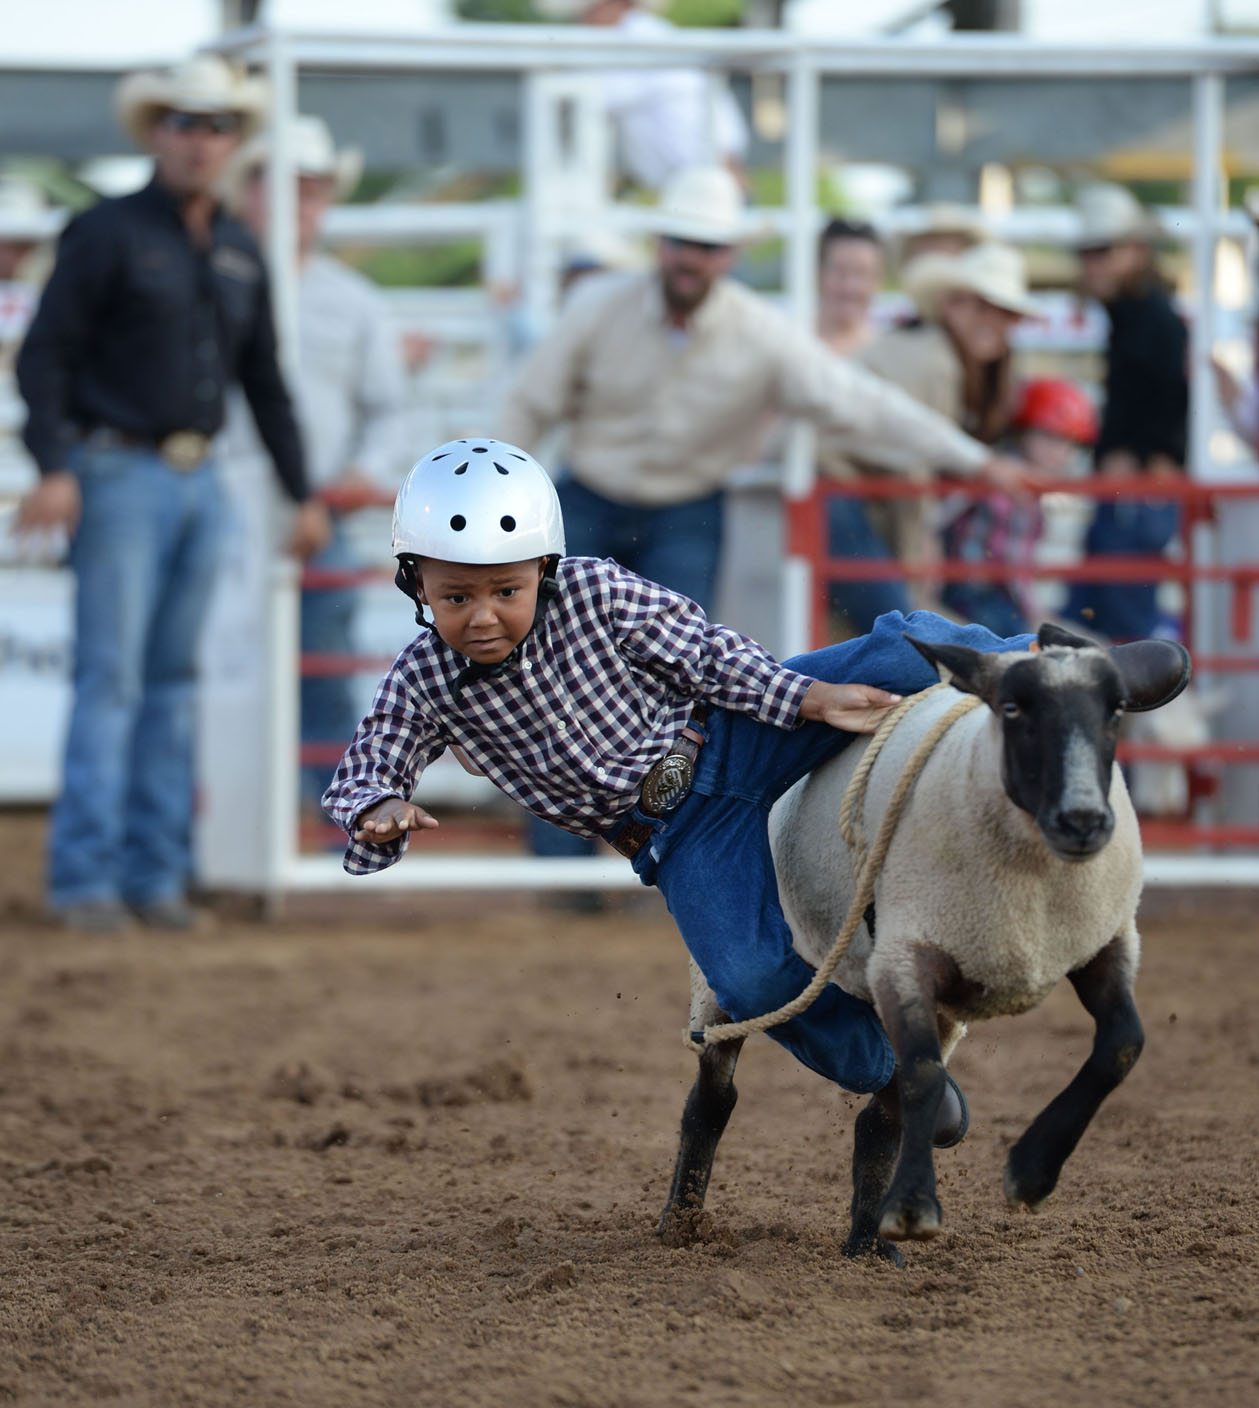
[392,438,565,565]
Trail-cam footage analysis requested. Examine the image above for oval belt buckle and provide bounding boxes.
[641,752,694,817]
[159,431,210,471]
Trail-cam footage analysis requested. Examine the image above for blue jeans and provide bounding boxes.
[610,610,1034,1093]
[300,520,359,805]
[826,495,913,636]
[49,445,223,908]
[530,477,727,859]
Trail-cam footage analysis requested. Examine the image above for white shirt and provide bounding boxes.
[602,11,749,189]
[498,271,990,508]
[223,252,410,492]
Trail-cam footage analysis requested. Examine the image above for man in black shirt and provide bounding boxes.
[16,55,331,930]
[1065,183,1185,643]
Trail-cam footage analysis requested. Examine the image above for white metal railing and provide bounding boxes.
[191,21,1259,896]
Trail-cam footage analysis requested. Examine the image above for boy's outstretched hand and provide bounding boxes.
[800,681,904,734]
[353,797,439,844]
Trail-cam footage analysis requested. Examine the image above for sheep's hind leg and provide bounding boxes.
[870,946,961,1243]
[658,967,744,1246]
[1005,927,1143,1211]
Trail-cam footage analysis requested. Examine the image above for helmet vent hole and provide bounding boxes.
[450,515,467,531]
[472,445,488,453]
[453,461,469,475]
[500,516,516,532]
[493,462,509,475]
[508,452,528,461]
[431,452,449,461]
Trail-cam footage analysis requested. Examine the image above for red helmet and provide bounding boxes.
[1012,379,1099,445]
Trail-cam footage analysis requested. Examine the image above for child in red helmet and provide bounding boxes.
[941,378,1098,634]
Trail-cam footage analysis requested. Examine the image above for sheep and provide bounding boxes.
[658,622,1191,1264]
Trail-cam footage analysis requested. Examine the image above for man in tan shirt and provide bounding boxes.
[500,165,1024,876]
[498,164,1022,615]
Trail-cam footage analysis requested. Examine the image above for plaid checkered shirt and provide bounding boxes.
[323,556,814,874]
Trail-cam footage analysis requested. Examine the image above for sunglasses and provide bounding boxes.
[162,111,242,136]
[1078,244,1115,258]
[662,236,732,256]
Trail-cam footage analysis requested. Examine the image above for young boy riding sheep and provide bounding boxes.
[323,438,1135,1175]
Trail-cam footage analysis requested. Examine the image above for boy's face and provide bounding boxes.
[417,557,545,664]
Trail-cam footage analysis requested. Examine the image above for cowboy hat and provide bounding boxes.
[534,0,665,17]
[114,55,267,149]
[652,164,744,246]
[903,242,1038,320]
[222,115,364,207]
[0,178,61,243]
[1074,182,1158,249]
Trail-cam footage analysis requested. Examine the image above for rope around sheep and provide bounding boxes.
[684,682,980,1054]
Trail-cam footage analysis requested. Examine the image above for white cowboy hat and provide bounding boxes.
[558,228,648,273]
[1074,182,1158,249]
[223,115,364,207]
[114,55,267,149]
[0,178,61,242]
[903,242,1038,320]
[653,164,744,246]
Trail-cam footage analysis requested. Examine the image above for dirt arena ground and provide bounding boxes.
[1,814,1256,1408]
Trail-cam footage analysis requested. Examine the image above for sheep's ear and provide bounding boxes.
[1112,639,1193,713]
[906,636,1002,702]
[1038,621,1097,650]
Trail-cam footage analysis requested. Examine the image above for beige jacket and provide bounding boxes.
[497,273,988,508]
[817,322,963,483]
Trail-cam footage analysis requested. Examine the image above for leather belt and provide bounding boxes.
[609,706,708,861]
[83,427,212,472]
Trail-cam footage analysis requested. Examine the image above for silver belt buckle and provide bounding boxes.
[158,431,210,471]
[639,751,694,818]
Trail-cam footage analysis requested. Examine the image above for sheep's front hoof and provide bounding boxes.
[842,1233,906,1268]
[1002,1157,1053,1212]
[1002,1143,1064,1210]
[657,1204,717,1248]
[878,1192,942,1243]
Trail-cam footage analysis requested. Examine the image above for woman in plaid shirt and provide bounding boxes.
[324,439,1034,1103]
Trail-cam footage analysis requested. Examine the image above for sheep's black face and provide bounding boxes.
[995,650,1123,861]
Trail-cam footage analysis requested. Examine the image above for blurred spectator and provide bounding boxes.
[0,178,53,286]
[819,242,1035,635]
[1063,183,1186,643]
[1212,186,1259,446]
[14,56,329,931]
[816,218,884,359]
[534,0,748,189]
[896,202,986,273]
[225,114,411,807]
[0,179,54,437]
[943,378,1098,635]
[499,164,1026,863]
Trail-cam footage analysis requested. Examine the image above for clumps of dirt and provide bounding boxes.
[264,1061,328,1104]
[526,1260,578,1294]
[414,1058,532,1109]
[265,1057,532,1111]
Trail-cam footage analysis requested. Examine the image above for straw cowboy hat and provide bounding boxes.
[223,115,364,207]
[1074,182,1158,249]
[534,0,665,17]
[652,164,745,246]
[114,55,267,148]
[903,242,1039,320]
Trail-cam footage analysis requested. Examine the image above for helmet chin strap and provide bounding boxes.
[395,554,563,702]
